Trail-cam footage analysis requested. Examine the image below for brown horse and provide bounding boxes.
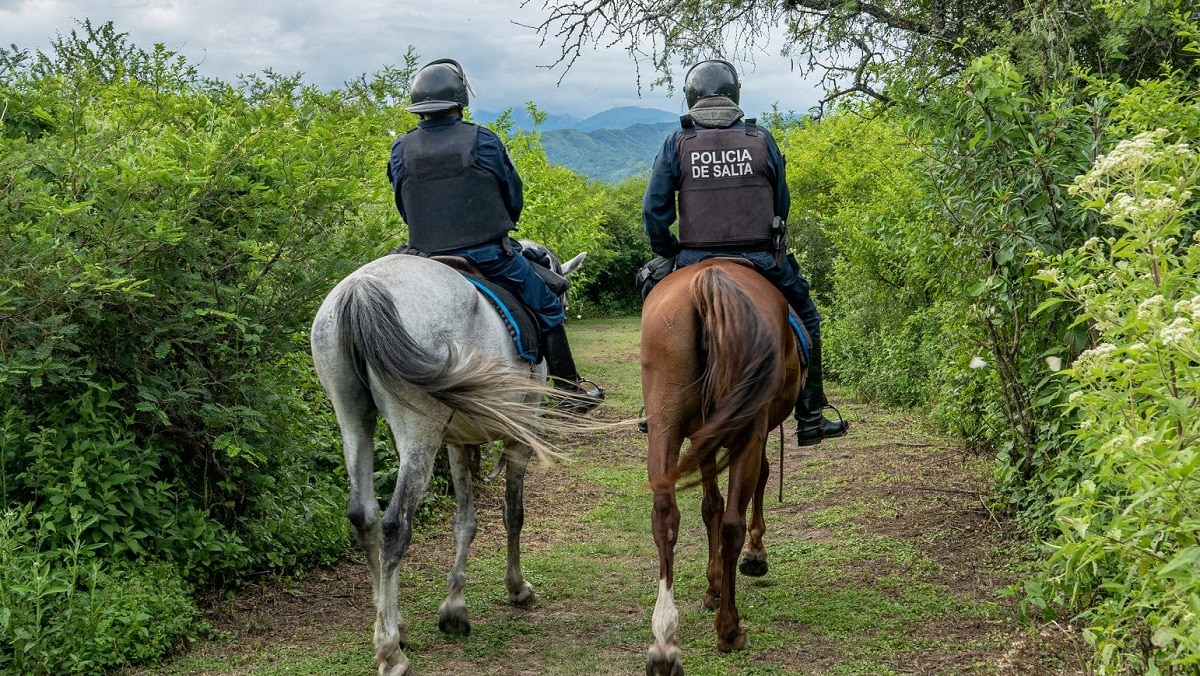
[640,258,804,674]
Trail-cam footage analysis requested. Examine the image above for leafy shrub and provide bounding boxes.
[1033,129,1200,673]
[0,507,200,674]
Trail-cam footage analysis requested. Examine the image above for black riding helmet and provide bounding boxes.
[683,59,740,108]
[407,58,471,114]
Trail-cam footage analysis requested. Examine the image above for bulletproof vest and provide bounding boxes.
[400,122,515,253]
[676,117,775,250]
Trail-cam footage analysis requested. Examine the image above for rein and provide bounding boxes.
[777,422,785,503]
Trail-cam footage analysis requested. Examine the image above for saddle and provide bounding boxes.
[390,248,542,363]
[638,256,811,364]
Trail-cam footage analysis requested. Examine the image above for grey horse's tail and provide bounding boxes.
[334,275,572,462]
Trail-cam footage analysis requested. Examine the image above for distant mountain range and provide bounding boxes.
[472,106,681,183]
[473,105,679,132]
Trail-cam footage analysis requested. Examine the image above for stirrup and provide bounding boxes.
[796,404,849,447]
[552,378,605,414]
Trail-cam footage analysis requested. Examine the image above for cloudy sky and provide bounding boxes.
[0,0,821,119]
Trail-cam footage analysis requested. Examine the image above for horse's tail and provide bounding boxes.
[672,266,780,485]
[334,275,571,462]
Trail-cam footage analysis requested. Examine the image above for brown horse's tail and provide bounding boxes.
[671,266,780,486]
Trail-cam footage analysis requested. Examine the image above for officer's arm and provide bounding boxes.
[765,132,790,220]
[478,128,524,222]
[642,135,682,258]
[388,136,408,221]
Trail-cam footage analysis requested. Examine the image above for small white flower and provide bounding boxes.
[1133,435,1155,451]
[1138,295,1165,319]
[576,314,582,320]
[969,356,987,369]
[1045,356,1062,372]
[1161,318,1195,345]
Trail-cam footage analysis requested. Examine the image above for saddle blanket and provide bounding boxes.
[788,314,811,365]
[462,276,540,363]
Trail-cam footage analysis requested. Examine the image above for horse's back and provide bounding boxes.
[641,258,800,439]
[313,254,510,361]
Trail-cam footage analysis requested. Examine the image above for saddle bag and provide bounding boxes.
[526,256,570,296]
[636,255,676,299]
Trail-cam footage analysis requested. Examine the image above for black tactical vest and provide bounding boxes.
[677,117,775,250]
[400,122,515,253]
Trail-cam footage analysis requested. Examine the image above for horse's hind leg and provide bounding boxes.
[714,433,765,654]
[700,460,725,611]
[321,375,388,645]
[739,444,770,578]
[438,443,477,636]
[501,440,536,605]
[375,408,445,676]
[646,433,685,676]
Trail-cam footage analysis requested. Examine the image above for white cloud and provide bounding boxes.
[0,0,822,118]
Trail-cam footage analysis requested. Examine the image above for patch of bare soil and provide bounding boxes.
[148,403,1089,675]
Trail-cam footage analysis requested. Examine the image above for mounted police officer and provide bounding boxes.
[642,59,848,445]
[387,58,604,413]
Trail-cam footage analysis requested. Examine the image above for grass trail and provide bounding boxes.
[132,317,1086,675]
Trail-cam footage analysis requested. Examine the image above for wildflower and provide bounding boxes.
[1133,435,1155,452]
[1174,295,1200,320]
[1137,295,1165,319]
[1046,356,1063,372]
[969,356,987,369]
[1161,318,1194,345]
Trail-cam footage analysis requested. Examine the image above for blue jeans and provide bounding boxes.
[675,249,822,339]
[455,241,565,332]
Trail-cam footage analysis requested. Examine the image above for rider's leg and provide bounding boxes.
[464,241,604,414]
[753,252,848,446]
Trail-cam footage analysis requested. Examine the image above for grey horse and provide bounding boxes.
[310,251,587,675]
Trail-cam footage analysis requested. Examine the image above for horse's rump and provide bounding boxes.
[313,255,563,459]
[644,260,794,486]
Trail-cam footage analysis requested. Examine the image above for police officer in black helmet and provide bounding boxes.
[643,59,848,445]
[387,58,604,413]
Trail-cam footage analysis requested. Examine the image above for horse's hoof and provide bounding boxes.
[376,651,411,676]
[438,612,471,636]
[717,629,748,653]
[739,554,768,577]
[646,643,684,675]
[703,591,720,611]
[509,582,536,607]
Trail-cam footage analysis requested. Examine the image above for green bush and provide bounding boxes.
[0,507,200,674]
[1033,129,1200,674]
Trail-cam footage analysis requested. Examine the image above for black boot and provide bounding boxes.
[541,325,605,414]
[795,335,848,446]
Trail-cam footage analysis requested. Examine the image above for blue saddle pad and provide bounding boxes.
[462,276,540,363]
[788,313,811,365]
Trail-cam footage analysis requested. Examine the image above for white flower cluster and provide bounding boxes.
[1161,317,1195,345]
[1174,295,1200,320]
[1073,130,1169,194]
[1101,191,1185,224]
[1072,129,1196,203]
[1074,342,1118,368]
[1137,294,1165,319]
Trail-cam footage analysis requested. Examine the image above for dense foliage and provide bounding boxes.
[767,26,1200,676]
[0,22,643,673]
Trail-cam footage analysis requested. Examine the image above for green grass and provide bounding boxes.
[134,316,1076,675]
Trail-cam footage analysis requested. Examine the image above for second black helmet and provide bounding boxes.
[407,58,470,114]
[683,60,740,108]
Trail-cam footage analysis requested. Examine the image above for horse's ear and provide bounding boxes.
[561,252,587,276]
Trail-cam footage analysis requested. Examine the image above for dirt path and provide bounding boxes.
[138,321,1089,675]
[143,409,1087,674]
